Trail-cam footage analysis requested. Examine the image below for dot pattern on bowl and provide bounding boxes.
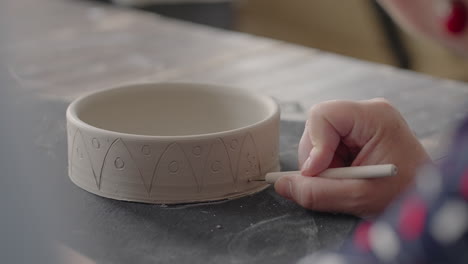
[68,128,277,198]
[230,139,238,150]
[168,161,180,174]
[192,146,202,157]
[141,145,151,156]
[114,157,125,170]
[92,138,100,149]
[211,161,223,173]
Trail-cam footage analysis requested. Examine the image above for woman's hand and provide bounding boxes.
[274,98,431,217]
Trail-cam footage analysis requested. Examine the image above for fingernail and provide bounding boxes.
[302,148,320,175]
[275,177,293,199]
[302,156,312,173]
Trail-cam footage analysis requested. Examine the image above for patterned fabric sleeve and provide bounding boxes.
[298,119,468,264]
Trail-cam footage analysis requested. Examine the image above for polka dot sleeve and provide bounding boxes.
[298,119,468,264]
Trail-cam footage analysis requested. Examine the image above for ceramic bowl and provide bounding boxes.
[66,82,280,204]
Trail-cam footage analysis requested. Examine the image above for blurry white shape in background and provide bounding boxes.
[112,0,231,6]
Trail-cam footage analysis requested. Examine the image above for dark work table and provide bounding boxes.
[1,87,356,264]
[1,0,467,263]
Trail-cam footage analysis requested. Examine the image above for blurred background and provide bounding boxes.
[99,0,468,81]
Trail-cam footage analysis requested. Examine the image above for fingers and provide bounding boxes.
[298,124,312,168]
[301,101,363,176]
[274,174,388,217]
[286,98,428,216]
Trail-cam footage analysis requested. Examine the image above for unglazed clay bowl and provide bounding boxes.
[66,82,280,204]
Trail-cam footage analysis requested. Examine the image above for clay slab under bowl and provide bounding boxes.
[66,82,280,204]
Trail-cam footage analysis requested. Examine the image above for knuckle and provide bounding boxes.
[299,189,317,210]
[348,186,366,201]
[370,98,396,112]
[307,100,338,117]
[350,181,387,217]
[307,104,325,119]
[368,98,406,130]
[293,177,317,209]
[346,181,373,215]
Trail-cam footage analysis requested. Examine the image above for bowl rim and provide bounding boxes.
[66,82,280,140]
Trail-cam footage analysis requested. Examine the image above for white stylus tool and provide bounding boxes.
[250,164,398,184]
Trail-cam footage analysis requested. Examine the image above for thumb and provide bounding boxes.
[301,100,370,176]
[274,173,381,216]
